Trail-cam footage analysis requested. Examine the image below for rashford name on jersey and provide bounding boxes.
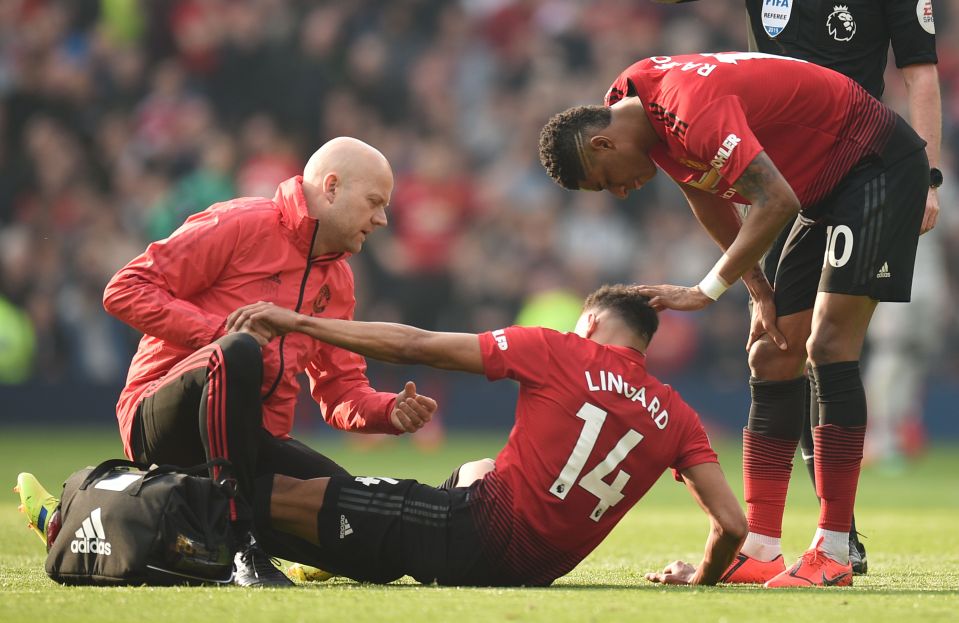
[584,369,670,430]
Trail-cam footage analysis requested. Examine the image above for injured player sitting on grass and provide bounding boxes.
[226,285,747,587]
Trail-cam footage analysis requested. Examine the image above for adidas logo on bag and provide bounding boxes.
[70,507,112,555]
[876,262,891,278]
[339,515,353,539]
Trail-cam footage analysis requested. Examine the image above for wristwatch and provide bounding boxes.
[930,167,943,189]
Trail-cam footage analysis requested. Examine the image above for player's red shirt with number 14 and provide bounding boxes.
[604,52,916,209]
[470,325,717,586]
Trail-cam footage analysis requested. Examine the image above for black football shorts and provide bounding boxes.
[312,476,496,585]
[769,148,928,317]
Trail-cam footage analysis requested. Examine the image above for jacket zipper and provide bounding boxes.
[261,221,321,401]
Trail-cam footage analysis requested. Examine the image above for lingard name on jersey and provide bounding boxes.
[585,370,669,429]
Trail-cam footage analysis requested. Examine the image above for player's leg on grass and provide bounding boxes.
[269,474,479,585]
[807,293,876,562]
[269,475,329,544]
[723,311,810,584]
[767,148,926,587]
[722,218,812,584]
[751,126,869,584]
[760,220,820,517]
[765,293,876,588]
[253,437,349,582]
[802,363,868,574]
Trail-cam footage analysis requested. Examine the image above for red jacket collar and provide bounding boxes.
[274,176,349,262]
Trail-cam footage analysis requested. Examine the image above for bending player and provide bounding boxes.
[654,0,944,574]
[538,52,928,586]
[224,286,747,586]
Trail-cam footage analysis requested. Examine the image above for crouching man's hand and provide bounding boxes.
[391,381,438,433]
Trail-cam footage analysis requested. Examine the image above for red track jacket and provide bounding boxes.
[104,177,398,458]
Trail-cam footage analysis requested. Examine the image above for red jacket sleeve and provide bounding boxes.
[306,272,399,434]
[102,204,246,349]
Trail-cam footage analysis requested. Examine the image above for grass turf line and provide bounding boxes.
[0,428,956,623]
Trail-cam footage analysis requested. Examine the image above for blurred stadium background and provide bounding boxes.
[0,0,957,458]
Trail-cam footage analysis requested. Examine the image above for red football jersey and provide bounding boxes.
[604,52,920,209]
[471,326,717,586]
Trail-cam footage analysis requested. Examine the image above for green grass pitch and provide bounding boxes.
[1,427,956,623]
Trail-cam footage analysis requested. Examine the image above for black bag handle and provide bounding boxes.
[129,458,235,496]
[141,458,233,479]
[79,459,153,490]
[80,458,235,496]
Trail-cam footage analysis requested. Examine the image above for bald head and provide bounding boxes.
[303,137,392,188]
[302,137,394,256]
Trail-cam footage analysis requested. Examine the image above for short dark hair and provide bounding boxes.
[583,284,659,345]
[539,105,612,190]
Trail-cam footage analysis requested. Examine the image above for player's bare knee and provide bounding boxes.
[748,337,805,380]
[456,458,495,487]
[806,326,852,366]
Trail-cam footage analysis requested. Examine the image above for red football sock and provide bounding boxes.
[743,428,798,538]
[814,424,866,533]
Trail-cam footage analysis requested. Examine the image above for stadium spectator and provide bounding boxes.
[226,285,747,587]
[539,52,929,586]
[372,139,478,330]
[102,137,439,587]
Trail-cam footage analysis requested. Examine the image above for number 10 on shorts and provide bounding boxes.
[825,224,854,268]
[550,403,644,522]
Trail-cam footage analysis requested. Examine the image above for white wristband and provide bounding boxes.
[697,261,731,301]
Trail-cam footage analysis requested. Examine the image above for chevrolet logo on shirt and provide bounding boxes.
[710,134,742,170]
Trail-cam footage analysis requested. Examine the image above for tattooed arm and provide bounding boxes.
[679,183,775,302]
[634,151,797,323]
[718,151,800,285]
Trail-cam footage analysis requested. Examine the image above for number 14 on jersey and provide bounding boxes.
[550,403,644,522]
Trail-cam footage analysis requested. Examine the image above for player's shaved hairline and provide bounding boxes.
[573,130,593,181]
[539,105,613,190]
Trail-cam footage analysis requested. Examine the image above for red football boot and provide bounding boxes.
[764,538,853,588]
[720,552,786,584]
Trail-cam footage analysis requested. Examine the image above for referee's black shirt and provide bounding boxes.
[742,0,938,98]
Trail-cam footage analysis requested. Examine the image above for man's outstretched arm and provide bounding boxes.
[227,302,485,374]
[646,462,747,585]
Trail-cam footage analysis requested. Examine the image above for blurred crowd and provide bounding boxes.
[1,0,957,391]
